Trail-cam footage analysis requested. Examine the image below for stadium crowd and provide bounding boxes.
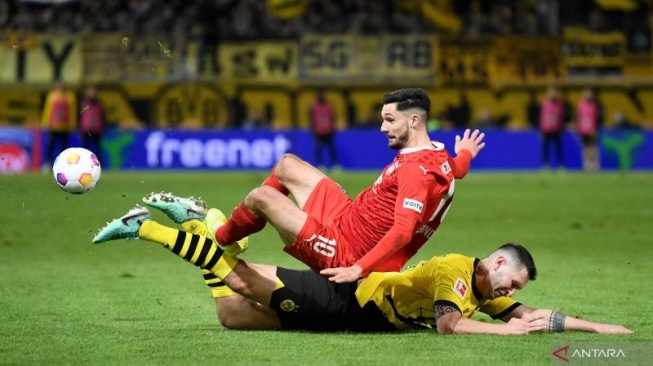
[0,0,648,50]
[2,0,651,134]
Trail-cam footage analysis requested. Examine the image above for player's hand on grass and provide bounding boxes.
[455,129,486,158]
[518,312,551,333]
[320,265,363,283]
[520,309,551,323]
[520,309,560,333]
[505,317,547,335]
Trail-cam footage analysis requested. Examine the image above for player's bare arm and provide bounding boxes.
[519,308,632,334]
[435,303,544,335]
[321,218,415,283]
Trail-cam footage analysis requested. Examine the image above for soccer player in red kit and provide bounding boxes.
[148,88,485,283]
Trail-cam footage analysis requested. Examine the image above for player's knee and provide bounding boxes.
[216,297,245,329]
[218,314,257,330]
[244,186,274,212]
[217,311,239,330]
[216,296,269,330]
[217,310,236,329]
[274,153,302,182]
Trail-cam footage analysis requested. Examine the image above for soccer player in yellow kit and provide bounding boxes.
[93,207,631,335]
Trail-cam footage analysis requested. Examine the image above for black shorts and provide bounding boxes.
[270,267,397,332]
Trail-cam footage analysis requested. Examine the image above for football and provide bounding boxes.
[52,147,102,194]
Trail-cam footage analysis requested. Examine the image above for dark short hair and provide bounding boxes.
[382,88,431,114]
[498,243,537,280]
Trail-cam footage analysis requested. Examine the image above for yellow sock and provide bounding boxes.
[138,220,179,246]
[138,220,238,279]
[201,269,235,298]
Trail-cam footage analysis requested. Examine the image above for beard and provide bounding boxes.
[388,128,410,150]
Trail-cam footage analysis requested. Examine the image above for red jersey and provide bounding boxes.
[577,99,599,135]
[539,98,564,133]
[310,101,335,136]
[80,99,105,133]
[336,142,458,273]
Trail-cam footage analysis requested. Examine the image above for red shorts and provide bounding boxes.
[284,178,356,272]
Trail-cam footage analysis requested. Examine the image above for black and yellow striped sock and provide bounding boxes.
[201,269,235,298]
[138,220,238,279]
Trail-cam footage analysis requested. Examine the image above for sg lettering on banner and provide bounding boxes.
[298,35,436,82]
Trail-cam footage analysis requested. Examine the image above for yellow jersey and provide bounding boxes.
[355,254,519,330]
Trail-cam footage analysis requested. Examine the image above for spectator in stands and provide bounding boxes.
[309,89,339,170]
[42,82,77,170]
[241,109,269,130]
[79,85,106,162]
[228,0,261,40]
[576,87,603,171]
[195,0,227,77]
[534,0,559,35]
[526,90,540,129]
[319,1,350,34]
[447,93,471,130]
[0,0,10,28]
[473,107,497,129]
[355,104,381,129]
[612,110,640,131]
[351,1,389,35]
[7,0,646,40]
[539,86,565,169]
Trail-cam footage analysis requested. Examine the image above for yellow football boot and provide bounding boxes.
[205,208,249,256]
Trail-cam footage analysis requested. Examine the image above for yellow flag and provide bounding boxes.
[267,0,307,19]
[595,0,638,12]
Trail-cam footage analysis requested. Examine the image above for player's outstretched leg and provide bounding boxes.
[93,206,238,280]
[206,208,249,256]
[92,205,151,243]
[141,192,240,294]
[142,192,208,224]
[143,192,248,256]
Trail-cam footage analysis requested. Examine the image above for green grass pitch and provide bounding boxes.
[1,170,652,365]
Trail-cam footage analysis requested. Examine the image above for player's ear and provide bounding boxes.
[495,256,507,269]
[410,113,420,127]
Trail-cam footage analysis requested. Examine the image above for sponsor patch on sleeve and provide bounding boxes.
[402,198,424,213]
[440,161,451,175]
[454,278,468,299]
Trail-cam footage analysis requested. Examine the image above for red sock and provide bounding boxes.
[262,168,289,196]
[215,203,266,245]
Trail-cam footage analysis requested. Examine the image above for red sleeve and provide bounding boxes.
[450,149,472,179]
[354,213,417,275]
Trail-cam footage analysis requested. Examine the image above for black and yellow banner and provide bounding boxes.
[220,42,297,82]
[81,34,175,83]
[437,37,491,87]
[562,28,625,74]
[0,33,81,83]
[0,32,651,87]
[489,36,562,84]
[298,34,437,83]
